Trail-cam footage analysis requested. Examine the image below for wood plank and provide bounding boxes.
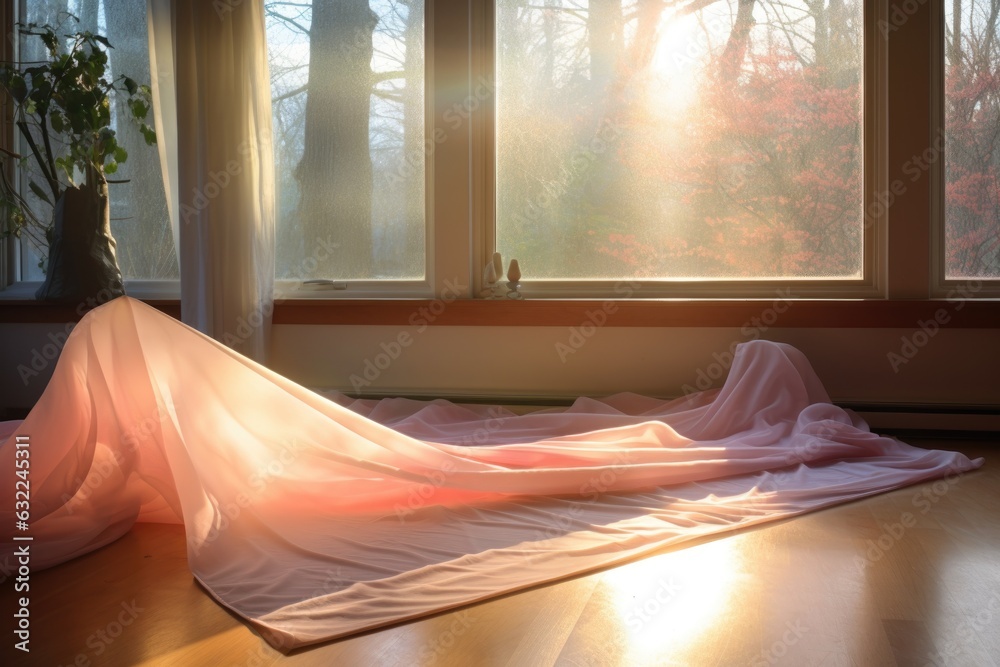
[2,440,996,667]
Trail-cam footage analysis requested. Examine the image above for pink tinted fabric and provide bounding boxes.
[0,297,983,651]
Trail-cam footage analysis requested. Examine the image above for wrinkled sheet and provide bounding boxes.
[0,297,983,651]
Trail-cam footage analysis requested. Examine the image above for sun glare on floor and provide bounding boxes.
[600,534,744,661]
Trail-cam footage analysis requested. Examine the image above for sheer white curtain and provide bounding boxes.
[147,0,275,363]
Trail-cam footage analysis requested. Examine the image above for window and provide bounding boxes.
[15,0,176,283]
[944,0,1000,280]
[495,0,865,283]
[266,0,426,284]
[262,0,876,298]
[5,1,996,302]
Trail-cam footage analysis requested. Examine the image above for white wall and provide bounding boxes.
[267,325,1000,406]
[3,323,997,413]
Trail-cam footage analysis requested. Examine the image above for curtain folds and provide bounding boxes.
[147,0,275,363]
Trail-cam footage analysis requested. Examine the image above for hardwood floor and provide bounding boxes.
[3,439,997,667]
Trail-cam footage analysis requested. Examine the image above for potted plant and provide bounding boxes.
[0,15,156,302]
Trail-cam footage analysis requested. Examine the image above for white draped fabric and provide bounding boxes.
[0,298,983,651]
[147,0,275,362]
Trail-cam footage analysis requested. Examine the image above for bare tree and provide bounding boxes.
[400,0,423,276]
[719,0,757,81]
[589,0,623,94]
[295,0,379,278]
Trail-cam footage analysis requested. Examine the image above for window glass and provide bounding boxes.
[496,0,864,280]
[266,0,425,281]
[945,0,1000,279]
[18,0,175,281]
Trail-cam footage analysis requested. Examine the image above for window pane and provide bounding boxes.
[266,0,425,281]
[496,0,864,281]
[18,1,176,281]
[945,0,1000,279]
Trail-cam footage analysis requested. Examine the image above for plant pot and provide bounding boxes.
[35,182,126,304]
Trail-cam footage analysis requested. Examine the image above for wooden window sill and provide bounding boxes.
[3,299,997,327]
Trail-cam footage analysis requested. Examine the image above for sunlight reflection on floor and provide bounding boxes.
[599,534,744,662]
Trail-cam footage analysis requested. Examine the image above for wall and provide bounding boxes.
[3,323,996,414]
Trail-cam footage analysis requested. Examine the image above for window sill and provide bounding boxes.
[1,297,997,327]
[270,298,1000,328]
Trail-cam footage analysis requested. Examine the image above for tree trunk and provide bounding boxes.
[588,0,623,95]
[577,0,666,269]
[400,0,423,278]
[952,0,962,65]
[719,0,756,82]
[296,0,378,279]
[543,0,558,87]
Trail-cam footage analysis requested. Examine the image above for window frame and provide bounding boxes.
[3,0,999,308]
[930,0,1000,298]
[1,0,15,292]
[473,0,886,299]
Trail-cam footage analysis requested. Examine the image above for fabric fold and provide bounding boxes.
[0,297,983,651]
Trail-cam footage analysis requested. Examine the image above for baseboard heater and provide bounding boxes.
[839,402,1000,438]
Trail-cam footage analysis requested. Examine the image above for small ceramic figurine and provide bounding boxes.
[506,259,522,299]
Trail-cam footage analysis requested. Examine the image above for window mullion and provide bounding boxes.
[885,0,933,299]
[429,0,475,299]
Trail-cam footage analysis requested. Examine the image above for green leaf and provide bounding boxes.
[28,180,51,206]
[130,100,149,120]
[55,156,78,184]
[113,146,128,164]
[105,161,118,175]
[8,74,27,102]
[123,77,138,96]
[40,31,58,54]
